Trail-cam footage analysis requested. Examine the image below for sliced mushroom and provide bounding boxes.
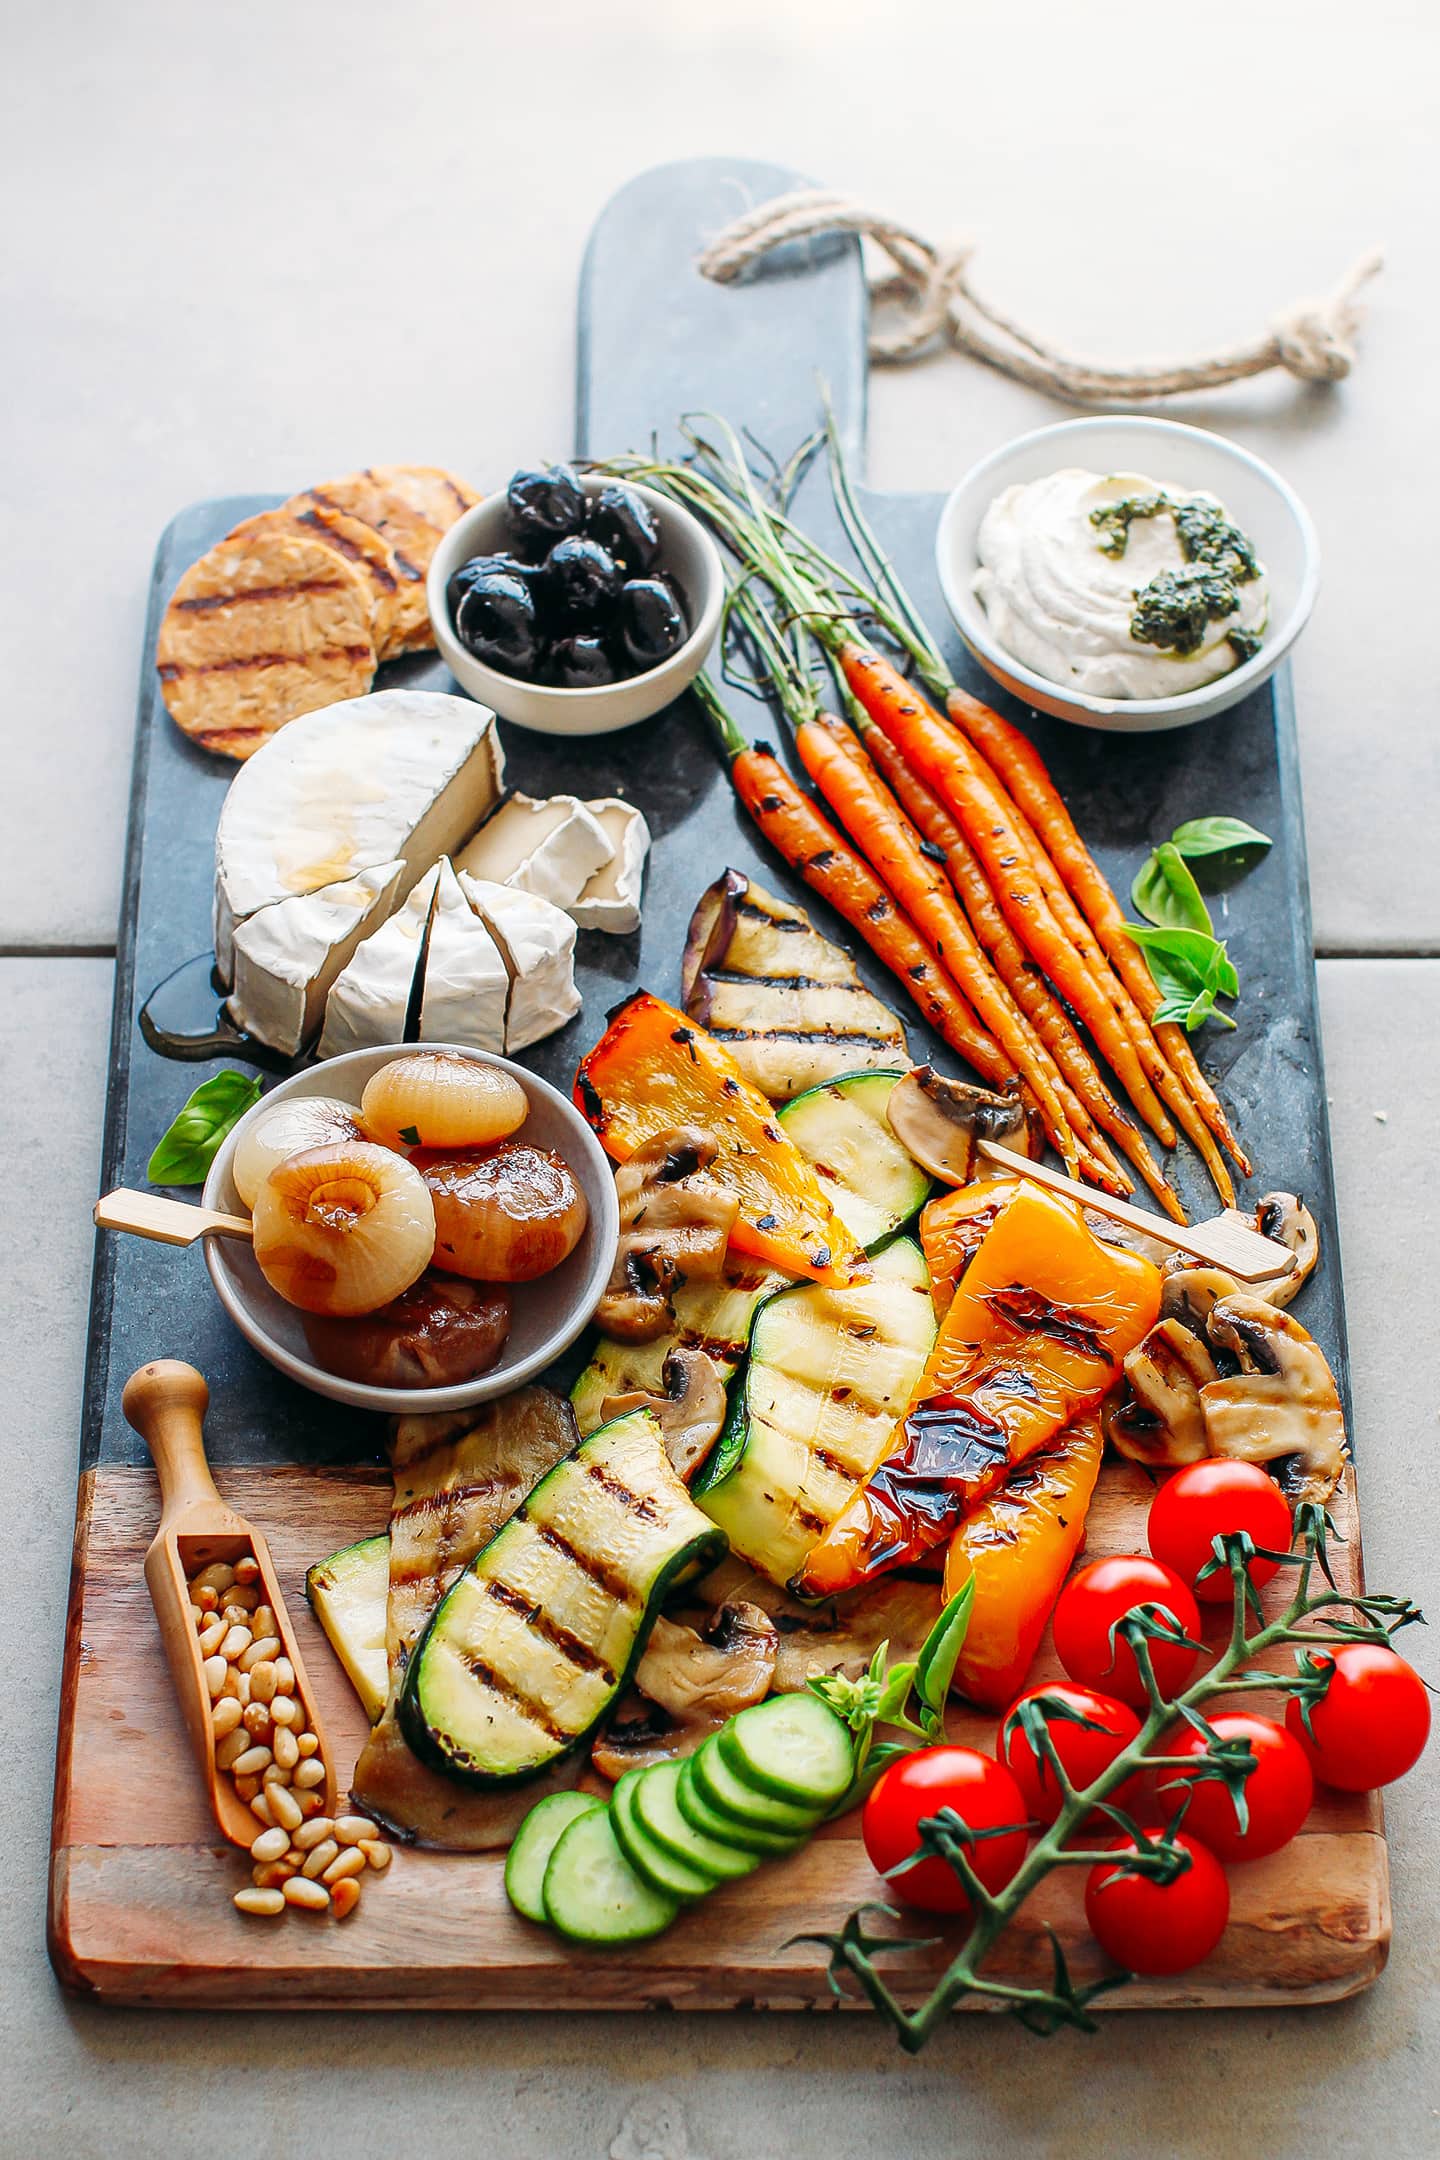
[886,1065,1030,1186]
[1104,1319,1220,1469]
[595,1126,740,1343]
[590,1602,778,1779]
[1254,1193,1320,1308]
[1161,1266,1242,1335]
[1200,1295,1348,1507]
[600,1346,729,1482]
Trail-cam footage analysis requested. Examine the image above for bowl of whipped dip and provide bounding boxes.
[936,417,1319,732]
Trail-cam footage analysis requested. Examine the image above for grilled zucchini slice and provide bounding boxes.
[777,1071,931,1250]
[305,1533,390,1722]
[571,1257,779,1435]
[697,1237,937,1587]
[399,1408,727,1786]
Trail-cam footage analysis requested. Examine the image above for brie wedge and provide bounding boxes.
[458,872,581,1052]
[318,863,439,1060]
[455,791,613,909]
[570,797,650,933]
[228,859,406,1057]
[214,690,504,983]
[417,859,508,1053]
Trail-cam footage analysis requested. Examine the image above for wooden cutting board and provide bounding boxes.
[50,157,1386,2011]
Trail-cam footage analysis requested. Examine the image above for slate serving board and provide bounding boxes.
[49,159,1380,2015]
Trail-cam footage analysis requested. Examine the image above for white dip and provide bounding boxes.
[973,468,1268,699]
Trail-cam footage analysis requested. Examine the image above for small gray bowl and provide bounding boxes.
[428,474,724,736]
[202,1043,618,1415]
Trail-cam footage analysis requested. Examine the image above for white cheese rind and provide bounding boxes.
[458,872,581,1052]
[455,792,613,910]
[213,689,503,983]
[228,860,406,1056]
[317,863,439,1061]
[417,859,509,1054]
[569,797,650,933]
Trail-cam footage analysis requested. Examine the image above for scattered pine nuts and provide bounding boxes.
[359,1840,390,1872]
[293,1817,335,1852]
[234,1773,262,1804]
[293,1758,326,1791]
[295,1730,318,1757]
[267,1784,303,1832]
[249,1793,275,1826]
[329,1878,362,1920]
[250,1826,290,1864]
[252,1859,298,1891]
[334,1818,372,1846]
[234,1887,285,1917]
[301,1839,339,1880]
[322,1848,365,1887]
[283,1876,330,1912]
[299,1792,326,1820]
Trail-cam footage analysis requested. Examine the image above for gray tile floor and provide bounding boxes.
[4,3,1436,2153]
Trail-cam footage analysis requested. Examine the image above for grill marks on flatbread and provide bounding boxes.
[156,531,376,760]
[305,464,479,658]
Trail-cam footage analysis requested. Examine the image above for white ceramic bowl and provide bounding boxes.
[202,1043,619,1415]
[935,416,1320,733]
[427,474,724,736]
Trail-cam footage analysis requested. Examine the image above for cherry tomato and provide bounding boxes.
[1084,1830,1229,1975]
[1154,1712,1313,1862]
[998,1683,1142,1825]
[1052,1555,1202,1710]
[862,1747,1029,1914]
[1284,1644,1431,1791]
[1147,1461,1293,1603]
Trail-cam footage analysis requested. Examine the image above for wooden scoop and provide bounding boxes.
[122,1360,336,1849]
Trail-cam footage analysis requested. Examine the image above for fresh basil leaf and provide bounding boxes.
[1202,940,1240,1000]
[1126,925,1238,1033]
[147,1070,263,1186]
[1171,816,1272,859]
[914,1581,975,1723]
[1130,843,1213,936]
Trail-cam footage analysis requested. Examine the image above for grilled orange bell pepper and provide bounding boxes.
[574,992,863,1285]
[944,1410,1103,1709]
[919,1176,1020,1317]
[796,1183,1159,1594]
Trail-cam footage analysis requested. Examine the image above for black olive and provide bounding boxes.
[455,572,540,676]
[446,551,541,621]
[506,464,587,544]
[586,483,661,575]
[545,534,623,617]
[618,577,688,668]
[550,634,619,689]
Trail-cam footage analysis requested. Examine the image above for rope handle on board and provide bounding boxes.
[696,188,1382,405]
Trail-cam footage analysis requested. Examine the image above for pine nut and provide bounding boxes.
[268,1784,303,1832]
[234,1556,261,1586]
[230,1745,272,1778]
[188,1601,205,1627]
[359,1840,391,1872]
[273,1657,295,1696]
[283,1876,329,1911]
[268,1694,297,1726]
[248,1662,277,1704]
[293,1758,326,1791]
[251,1605,276,1639]
[211,1697,243,1739]
[197,1619,226,1657]
[251,1860,296,1890]
[293,1817,335,1851]
[334,1817,372,1846]
[250,1826,290,1863]
[215,1727,251,1772]
[204,1656,229,1697]
[195,1585,219,1613]
[262,1763,292,1789]
[220,1667,247,1703]
[240,1635,281,1673]
[322,1848,365,1886]
[192,1562,236,1596]
[234,1887,285,1916]
[329,1878,362,1920]
[295,1731,319,1757]
[272,1727,298,1771]
[299,1792,326,1820]
[248,1793,275,1826]
[242,1704,272,1740]
[221,1600,253,1626]
[301,1839,339,1880]
[219,1625,253,1663]
[234,1773,261,1804]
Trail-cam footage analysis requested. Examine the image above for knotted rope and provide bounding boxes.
[697,189,1382,405]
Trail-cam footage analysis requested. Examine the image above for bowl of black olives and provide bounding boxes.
[428,464,724,735]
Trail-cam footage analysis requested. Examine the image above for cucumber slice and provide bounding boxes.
[612,1770,716,1902]
[676,1760,801,1857]
[717,1694,854,1809]
[504,1791,603,1924]
[780,1071,931,1250]
[691,1732,822,1837]
[633,1759,760,1884]
[541,1805,680,1944]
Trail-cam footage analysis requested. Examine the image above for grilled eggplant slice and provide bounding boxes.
[398,1408,727,1786]
[306,1534,390,1722]
[681,869,908,1101]
[698,1238,937,1587]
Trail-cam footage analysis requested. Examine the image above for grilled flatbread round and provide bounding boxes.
[228,500,404,657]
[156,531,375,760]
[305,464,479,659]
